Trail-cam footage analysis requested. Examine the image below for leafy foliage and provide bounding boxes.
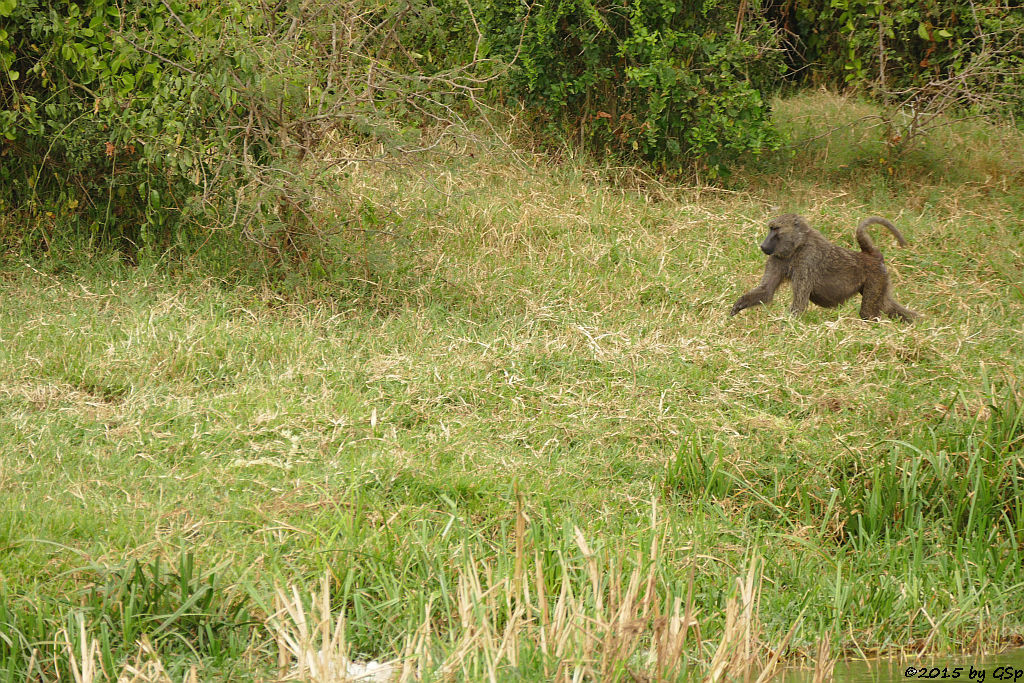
[792,0,1023,92]
[486,0,786,172]
[0,0,498,259]
[786,0,1024,151]
[1,0,238,253]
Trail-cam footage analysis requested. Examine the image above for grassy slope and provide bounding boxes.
[1,91,1023,679]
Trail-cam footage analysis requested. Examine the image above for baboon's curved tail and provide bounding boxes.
[856,216,908,255]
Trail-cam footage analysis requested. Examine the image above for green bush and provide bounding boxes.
[789,0,1023,116]
[0,0,497,259]
[484,0,786,172]
[0,0,242,253]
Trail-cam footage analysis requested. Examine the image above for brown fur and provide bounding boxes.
[730,214,919,321]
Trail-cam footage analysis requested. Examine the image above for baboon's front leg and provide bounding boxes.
[788,277,812,317]
[731,260,784,316]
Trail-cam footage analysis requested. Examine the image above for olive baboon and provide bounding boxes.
[730,214,919,321]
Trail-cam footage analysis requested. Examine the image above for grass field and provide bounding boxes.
[1,91,1023,681]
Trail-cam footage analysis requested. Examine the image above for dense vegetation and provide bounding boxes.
[1,0,1023,680]
[3,0,1020,254]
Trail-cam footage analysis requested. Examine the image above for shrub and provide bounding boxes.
[0,0,497,259]
[484,0,787,173]
[1,0,234,253]
[785,0,1024,152]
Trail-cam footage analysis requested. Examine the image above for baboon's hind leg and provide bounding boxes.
[859,280,885,320]
[882,297,919,322]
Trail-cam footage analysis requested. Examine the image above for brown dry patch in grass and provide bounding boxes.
[1,380,124,417]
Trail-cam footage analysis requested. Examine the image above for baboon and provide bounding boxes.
[730,214,919,321]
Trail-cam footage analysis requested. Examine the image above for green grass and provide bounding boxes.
[1,90,1023,680]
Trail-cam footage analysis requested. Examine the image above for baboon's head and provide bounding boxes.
[760,214,809,259]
